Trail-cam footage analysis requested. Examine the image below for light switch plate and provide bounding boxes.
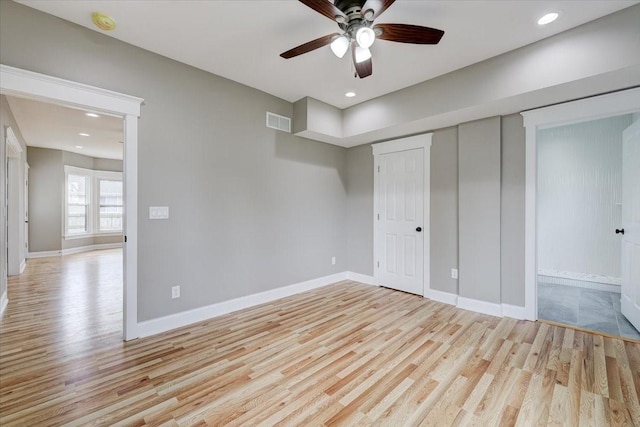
[149,206,169,219]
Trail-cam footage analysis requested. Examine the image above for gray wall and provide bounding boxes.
[501,114,526,306]
[27,147,63,252]
[346,114,526,306]
[27,147,125,252]
[0,1,348,322]
[346,144,373,275]
[2,0,630,321]
[430,127,459,295]
[459,117,502,304]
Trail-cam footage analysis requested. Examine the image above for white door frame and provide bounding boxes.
[521,87,640,321]
[24,163,29,264]
[5,128,22,276]
[372,133,432,296]
[0,65,144,341]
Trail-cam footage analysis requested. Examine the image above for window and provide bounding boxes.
[98,179,123,232]
[64,166,123,238]
[67,174,89,234]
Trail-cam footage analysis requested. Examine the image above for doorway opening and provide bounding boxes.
[521,87,640,340]
[535,114,639,339]
[0,64,142,340]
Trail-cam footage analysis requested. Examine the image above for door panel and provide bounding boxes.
[377,148,424,295]
[621,118,640,331]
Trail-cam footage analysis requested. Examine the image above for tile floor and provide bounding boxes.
[538,281,640,341]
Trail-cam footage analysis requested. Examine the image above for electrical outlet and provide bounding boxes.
[331,256,336,265]
[171,285,180,299]
[451,268,458,279]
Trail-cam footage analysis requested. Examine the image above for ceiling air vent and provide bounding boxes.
[266,112,291,133]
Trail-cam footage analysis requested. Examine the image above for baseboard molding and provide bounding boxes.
[0,290,8,317]
[502,303,528,320]
[62,243,122,256]
[457,296,503,317]
[27,250,62,259]
[538,273,621,293]
[19,259,26,274]
[136,271,531,339]
[424,288,458,306]
[27,243,122,259]
[538,269,620,286]
[346,272,378,286]
[137,272,349,338]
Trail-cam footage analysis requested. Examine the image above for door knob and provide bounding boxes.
[616,228,624,235]
[416,227,422,232]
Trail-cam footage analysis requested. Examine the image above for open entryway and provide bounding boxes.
[0,65,142,340]
[535,114,639,340]
[522,87,640,340]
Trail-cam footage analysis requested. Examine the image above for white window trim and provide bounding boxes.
[64,165,123,239]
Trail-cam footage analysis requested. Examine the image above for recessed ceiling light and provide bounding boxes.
[92,12,116,31]
[538,12,559,26]
[75,145,83,149]
[345,91,356,98]
[79,133,90,137]
[85,112,100,118]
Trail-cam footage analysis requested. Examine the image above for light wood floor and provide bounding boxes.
[1,251,639,426]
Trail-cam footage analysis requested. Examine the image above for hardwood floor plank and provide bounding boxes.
[2,250,640,426]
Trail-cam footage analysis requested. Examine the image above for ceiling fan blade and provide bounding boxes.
[374,23,444,44]
[352,47,373,78]
[280,33,339,59]
[361,0,395,20]
[299,0,347,22]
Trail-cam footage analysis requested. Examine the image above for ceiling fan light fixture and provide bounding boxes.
[330,35,350,58]
[354,46,372,63]
[363,9,375,21]
[356,27,375,49]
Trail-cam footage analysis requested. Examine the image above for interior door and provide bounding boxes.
[621,118,640,331]
[376,148,424,295]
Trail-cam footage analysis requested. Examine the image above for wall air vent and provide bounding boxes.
[266,112,291,133]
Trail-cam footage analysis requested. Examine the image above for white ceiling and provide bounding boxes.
[17,0,638,110]
[6,96,124,160]
[8,0,637,156]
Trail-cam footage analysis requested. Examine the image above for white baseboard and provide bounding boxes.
[502,303,528,320]
[27,250,62,259]
[537,269,621,286]
[27,243,122,259]
[0,290,8,317]
[424,288,458,306]
[137,272,349,338]
[346,272,378,286]
[62,243,122,255]
[457,296,503,317]
[136,271,531,339]
[538,273,621,293]
[19,259,26,274]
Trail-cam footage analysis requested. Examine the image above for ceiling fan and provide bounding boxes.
[280,0,445,78]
